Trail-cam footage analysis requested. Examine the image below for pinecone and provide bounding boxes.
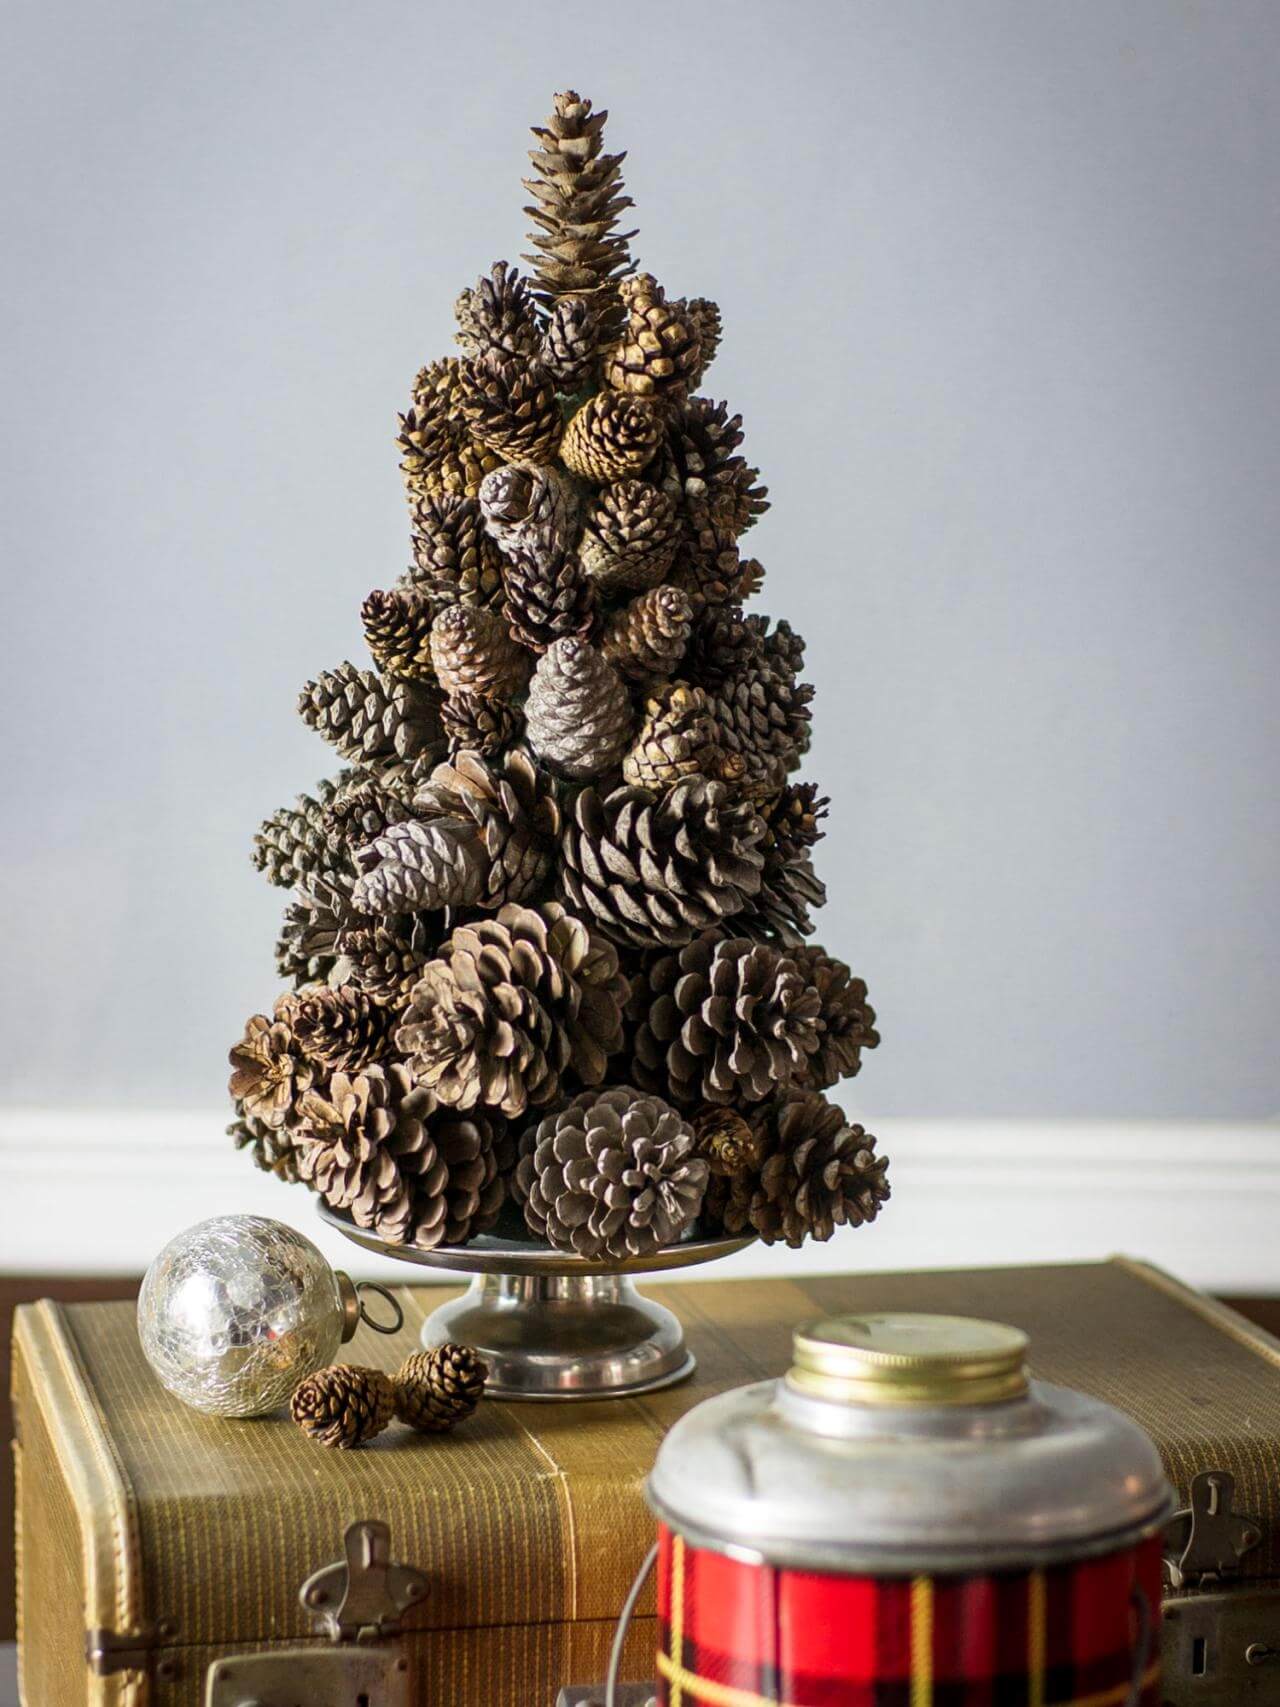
[252,780,341,889]
[707,621,813,799]
[275,896,344,987]
[736,850,826,946]
[603,274,701,405]
[229,1108,301,1183]
[429,1110,509,1244]
[625,934,820,1106]
[620,682,722,791]
[524,637,633,779]
[294,1062,441,1242]
[560,779,766,949]
[478,462,578,563]
[398,360,501,501]
[337,915,443,1008]
[458,351,562,464]
[753,1091,890,1247]
[321,774,412,851]
[669,502,747,617]
[290,984,391,1073]
[501,547,598,655]
[429,604,529,701]
[691,1106,766,1179]
[684,606,764,690]
[405,491,505,609]
[298,663,445,769]
[681,297,722,382]
[361,588,439,679]
[764,783,829,860]
[522,90,636,318]
[656,398,769,537]
[540,293,599,391]
[395,903,627,1119]
[791,946,879,1089]
[513,1085,707,1259]
[601,586,693,684]
[579,480,681,592]
[440,690,522,758]
[559,392,663,484]
[290,1365,396,1449]
[454,261,540,361]
[396,1345,488,1432]
[227,997,315,1130]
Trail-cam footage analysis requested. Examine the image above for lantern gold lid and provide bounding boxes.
[786,1313,1030,1408]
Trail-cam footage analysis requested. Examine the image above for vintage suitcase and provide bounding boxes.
[12,1258,1280,1707]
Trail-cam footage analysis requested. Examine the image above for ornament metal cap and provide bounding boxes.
[786,1313,1029,1408]
[335,1273,405,1344]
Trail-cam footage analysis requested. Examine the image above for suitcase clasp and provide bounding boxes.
[1164,1469,1263,1589]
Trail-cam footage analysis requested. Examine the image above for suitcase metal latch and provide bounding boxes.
[1164,1469,1263,1589]
[205,1520,429,1707]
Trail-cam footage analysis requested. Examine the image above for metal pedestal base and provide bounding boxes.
[422,1273,695,1401]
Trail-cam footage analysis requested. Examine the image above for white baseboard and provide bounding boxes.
[1,1111,1276,1293]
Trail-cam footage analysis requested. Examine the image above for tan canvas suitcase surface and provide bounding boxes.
[13,1259,1280,1706]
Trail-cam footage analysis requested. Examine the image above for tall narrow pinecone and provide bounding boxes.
[625,935,821,1107]
[454,262,539,361]
[708,620,813,800]
[396,1345,488,1432]
[336,915,443,1008]
[501,547,597,655]
[522,90,636,321]
[298,663,445,768]
[228,996,315,1130]
[252,779,341,889]
[560,392,663,484]
[458,352,562,464]
[398,360,501,500]
[395,903,627,1119]
[790,946,880,1089]
[621,682,722,791]
[290,984,391,1074]
[603,274,701,405]
[361,588,439,679]
[405,491,504,609]
[513,1086,707,1260]
[429,604,529,701]
[681,297,722,382]
[579,480,680,592]
[478,462,577,563]
[602,586,693,684]
[754,1092,890,1247]
[293,1062,441,1242]
[559,779,766,949]
[440,691,522,759]
[291,1365,396,1449]
[540,294,599,391]
[524,637,633,779]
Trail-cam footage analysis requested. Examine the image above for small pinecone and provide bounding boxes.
[229,1108,301,1183]
[395,903,627,1119]
[362,588,439,679]
[685,606,763,690]
[709,623,813,798]
[670,502,746,617]
[754,1092,890,1248]
[298,663,445,769]
[513,1086,707,1260]
[560,779,766,949]
[396,1345,488,1432]
[441,691,522,758]
[290,1365,396,1449]
[559,392,663,484]
[625,934,820,1107]
[398,361,501,501]
[429,604,529,701]
[620,682,722,791]
[228,998,315,1130]
[252,780,341,889]
[275,897,344,987]
[501,547,598,655]
[454,261,540,361]
[601,586,693,684]
[522,90,636,315]
[791,946,880,1089]
[321,775,412,852]
[603,274,701,404]
[406,748,562,911]
[337,915,443,1008]
[478,462,577,563]
[540,294,599,391]
[736,850,827,946]
[406,491,505,609]
[765,784,829,860]
[458,352,562,464]
[524,637,633,780]
[657,398,769,538]
[681,297,722,382]
[430,1110,508,1244]
[293,1062,441,1242]
[579,480,681,593]
[290,984,391,1073]
[691,1106,767,1179]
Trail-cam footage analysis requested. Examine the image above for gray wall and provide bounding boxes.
[3,0,1277,1118]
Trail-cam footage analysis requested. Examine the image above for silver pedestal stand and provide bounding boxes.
[318,1205,754,1401]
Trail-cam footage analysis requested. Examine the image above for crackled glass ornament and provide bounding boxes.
[138,1214,351,1417]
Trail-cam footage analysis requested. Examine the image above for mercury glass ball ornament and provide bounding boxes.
[138,1215,351,1418]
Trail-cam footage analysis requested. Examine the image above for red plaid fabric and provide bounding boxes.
[657,1524,1163,1706]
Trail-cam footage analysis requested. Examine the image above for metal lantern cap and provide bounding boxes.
[788,1312,1029,1408]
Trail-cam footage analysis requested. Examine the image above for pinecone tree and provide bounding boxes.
[231,88,888,1263]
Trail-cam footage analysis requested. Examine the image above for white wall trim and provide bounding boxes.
[2,1112,1277,1292]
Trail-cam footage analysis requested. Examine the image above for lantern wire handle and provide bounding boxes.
[605,1540,658,1707]
[356,1282,405,1337]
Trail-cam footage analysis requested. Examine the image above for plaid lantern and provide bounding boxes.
[656,1525,1163,1707]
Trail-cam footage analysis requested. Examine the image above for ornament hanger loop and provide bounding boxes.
[356,1281,404,1337]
